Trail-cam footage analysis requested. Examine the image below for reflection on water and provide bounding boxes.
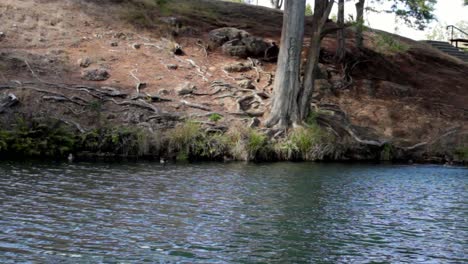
[0,161,466,263]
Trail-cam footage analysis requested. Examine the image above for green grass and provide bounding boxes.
[375,32,410,54]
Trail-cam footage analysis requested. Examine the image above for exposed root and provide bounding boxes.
[179,100,211,111]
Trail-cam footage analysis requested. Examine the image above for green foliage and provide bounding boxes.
[0,118,75,157]
[78,126,157,157]
[380,143,393,161]
[426,20,468,41]
[375,32,410,54]
[209,113,223,122]
[167,120,229,160]
[454,147,468,161]
[305,3,313,16]
[368,0,437,30]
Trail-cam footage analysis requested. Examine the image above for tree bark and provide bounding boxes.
[335,0,345,62]
[270,0,283,9]
[265,0,305,128]
[298,0,334,121]
[355,0,365,49]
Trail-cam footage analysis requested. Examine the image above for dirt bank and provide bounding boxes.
[0,0,467,164]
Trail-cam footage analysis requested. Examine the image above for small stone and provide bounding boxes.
[78,57,92,68]
[110,42,118,47]
[158,89,170,95]
[237,79,255,90]
[176,82,195,95]
[166,64,178,70]
[132,43,141,49]
[249,117,261,128]
[208,67,216,72]
[223,62,252,73]
[114,32,126,40]
[0,32,6,41]
[81,68,110,81]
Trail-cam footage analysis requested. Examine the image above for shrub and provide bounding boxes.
[209,113,223,122]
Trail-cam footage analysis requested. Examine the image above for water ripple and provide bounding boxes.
[0,162,466,263]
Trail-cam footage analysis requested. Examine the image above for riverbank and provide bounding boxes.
[0,117,466,165]
[0,0,467,164]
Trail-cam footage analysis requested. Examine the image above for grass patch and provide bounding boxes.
[209,113,223,122]
[375,32,410,54]
[454,147,468,161]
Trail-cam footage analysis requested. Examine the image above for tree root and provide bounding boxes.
[179,100,211,111]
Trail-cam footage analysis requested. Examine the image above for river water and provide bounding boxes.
[0,161,466,263]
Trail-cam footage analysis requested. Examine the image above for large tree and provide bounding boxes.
[266,0,334,128]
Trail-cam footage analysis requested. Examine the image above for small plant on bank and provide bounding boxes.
[209,113,223,122]
[375,32,409,54]
[454,147,468,162]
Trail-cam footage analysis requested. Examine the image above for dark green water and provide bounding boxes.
[0,162,466,263]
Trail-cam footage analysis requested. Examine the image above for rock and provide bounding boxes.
[264,42,279,62]
[249,117,261,128]
[242,36,269,57]
[132,43,141,49]
[113,32,127,40]
[222,39,248,58]
[224,62,252,73]
[166,64,178,70]
[110,42,118,47]
[237,79,255,90]
[172,44,184,56]
[208,27,250,48]
[177,82,195,95]
[78,57,92,68]
[0,93,19,113]
[208,67,216,72]
[0,32,6,41]
[158,89,170,96]
[81,68,110,81]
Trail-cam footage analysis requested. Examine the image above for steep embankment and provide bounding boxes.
[0,0,467,163]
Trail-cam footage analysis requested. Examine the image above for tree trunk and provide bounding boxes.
[265,0,305,128]
[355,0,365,49]
[335,0,345,62]
[298,0,334,121]
[271,0,283,9]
